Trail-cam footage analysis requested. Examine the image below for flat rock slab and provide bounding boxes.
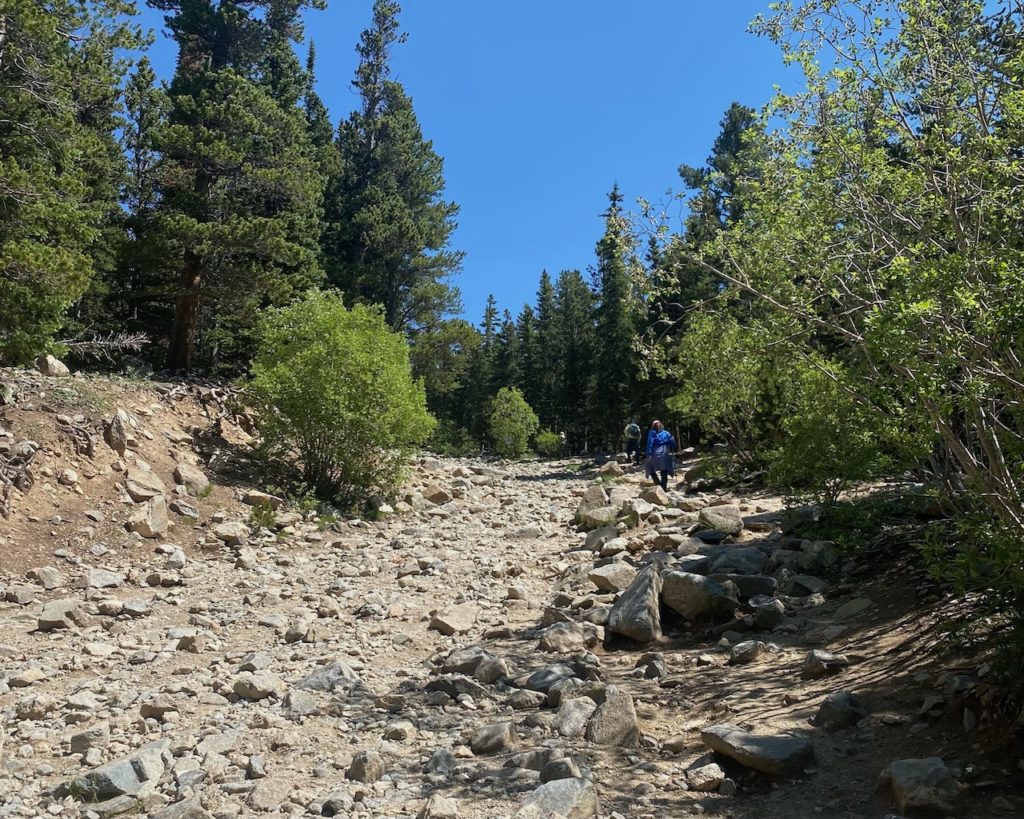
[587,562,636,593]
[701,724,813,777]
[661,571,738,622]
[513,778,599,818]
[698,504,744,535]
[429,604,477,636]
[65,740,169,800]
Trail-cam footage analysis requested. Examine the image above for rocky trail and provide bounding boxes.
[1,370,1023,819]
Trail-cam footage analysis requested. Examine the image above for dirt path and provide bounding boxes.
[1,372,1021,818]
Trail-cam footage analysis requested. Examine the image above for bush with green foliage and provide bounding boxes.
[248,291,435,506]
[425,419,478,457]
[534,428,566,458]
[768,362,882,507]
[489,387,539,459]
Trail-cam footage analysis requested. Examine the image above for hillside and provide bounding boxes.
[1,368,1022,819]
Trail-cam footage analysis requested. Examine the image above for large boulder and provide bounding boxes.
[700,724,813,776]
[661,571,738,622]
[126,496,168,539]
[38,599,86,631]
[882,757,957,815]
[584,526,619,551]
[606,565,662,643]
[698,504,744,536]
[538,622,601,654]
[574,485,610,520]
[36,354,70,377]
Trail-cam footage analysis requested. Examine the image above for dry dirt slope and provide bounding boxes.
[0,369,1022,819]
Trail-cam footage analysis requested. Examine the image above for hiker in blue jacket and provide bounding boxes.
[644,419,677,491]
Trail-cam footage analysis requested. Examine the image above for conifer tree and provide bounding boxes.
[491,309,521,392]
[593,185,643,446]
[323,0,463,332]
[152,0,325,372]
[0,0,139,363]
[555,269,597,451]
[516,304,541,411]
[533,270,561,427]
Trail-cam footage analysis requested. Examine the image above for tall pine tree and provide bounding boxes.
[150,0,325,372]
[593,185,644,447]
[0,0,142,363]
[323,0,462,332]
[555,269,597,451]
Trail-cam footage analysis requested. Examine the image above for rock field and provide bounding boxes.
[1,370,1022,818]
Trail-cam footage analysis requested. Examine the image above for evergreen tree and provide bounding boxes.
[491,309,521,392]
[516,304,541,411]
[593,185,643,447]
[323,0,463,332]
[533,270,561,427]
[151,0,325,372]
[554,269,597,451]
[0,0,139,363]
[303,42,335,153]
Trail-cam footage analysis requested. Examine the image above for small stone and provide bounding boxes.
[883,757,957,814]
[701,724,813,777]
[513,778,599,818]
[586,686,638,747]
[347,749,385,783]
[802,649,850,677]
[729,640,765,665]
[687,762,726,792]
[470,722,515,755]
[429,604,477,636]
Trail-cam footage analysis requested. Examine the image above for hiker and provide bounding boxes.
[623,418,642,464]
[645,419,677,491]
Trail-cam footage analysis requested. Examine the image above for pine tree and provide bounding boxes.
[151,0,325,372]
[516,304,541,411]
[0,0,140,363]
[303,42,334,153]
[533,270,561,427]
[593,185,643,447]
[491,309,521,392]
[554,269,597,451]
[323,0,463,332]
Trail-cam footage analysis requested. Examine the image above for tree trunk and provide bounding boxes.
[166,251,202,372]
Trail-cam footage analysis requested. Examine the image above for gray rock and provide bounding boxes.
[587,561,637,593]
[38,598,84,631]
[65,740,169,800]
[540,757,582,782]
[295,661,361,693]
[347,749,386,783]
[232,672,283,701]
[28,566,62,590]
[661,571,738,622]
[212,521,249,545]
[701,724,813,776]
[580,505,621,531]
[606,565,662,643]
[442,645,496,675]
[249,778,291,811]
[525,664,577,693]
[882,757,957,814]
[586,686,638,747]
[538,622,601,653]
[70,723,111,754]
[729,640,765,665]
[124,466,167,503]
[173,462,209,496]
[37,354,70,377]
[513,778,599,818]
[750,595,786,630]
[81,569,124,589]
[429,604,477,636]
[151,799,213,819]
[813,690,867,731]
[687,762,726,792]
[126,495,168,539]
[584,526,619,551]
[418,795,460,819]
[802,649,850,678]
[554,696,598,738]
[698,504,744,536]
[283,689,318,717]
[470,722,515,755]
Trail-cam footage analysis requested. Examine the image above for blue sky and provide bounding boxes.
[137,1,792,324]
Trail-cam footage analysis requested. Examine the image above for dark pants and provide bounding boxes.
[653,471,669,491]
[625,439,641,463]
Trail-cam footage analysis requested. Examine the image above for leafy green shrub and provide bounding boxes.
[426,419,478,457]
[768,362,881,507]
[489,387,539,459]
[534,428,566,458]
[248,291,435,506]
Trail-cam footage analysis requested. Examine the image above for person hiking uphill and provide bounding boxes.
[644,419,677,491]
[623,419,642,465]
